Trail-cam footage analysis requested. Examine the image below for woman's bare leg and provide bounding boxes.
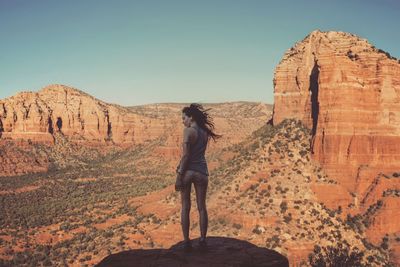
[194,176,208,241]
[180,182,191,242]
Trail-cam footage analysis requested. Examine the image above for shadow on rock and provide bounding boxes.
[95,236,289,267]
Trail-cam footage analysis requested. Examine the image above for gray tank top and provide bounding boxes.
[187,126,209,176]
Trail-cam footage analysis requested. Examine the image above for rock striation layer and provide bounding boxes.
[273,30,400,188]
[0,84,167,145]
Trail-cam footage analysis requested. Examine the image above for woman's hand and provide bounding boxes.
[175,173,183,191]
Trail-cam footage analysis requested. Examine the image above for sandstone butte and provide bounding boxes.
[0,84,168,145]
[273,30,400,252]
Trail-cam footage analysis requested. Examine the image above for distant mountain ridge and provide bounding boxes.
[0,85,272,176]
[0,84,272,145]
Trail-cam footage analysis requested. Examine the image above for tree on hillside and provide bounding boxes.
[308,244,364,267]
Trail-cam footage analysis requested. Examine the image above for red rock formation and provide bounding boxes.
[310,183,353,210]
[0,84,168,145]
[0,86,272,146]
[365,197,400,244]
[273,30,400,188]
[272,30,400,260]
[0,87,272,176]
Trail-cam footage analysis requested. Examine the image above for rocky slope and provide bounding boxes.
[123,120,392,266]
[272,30,400,264]
[0,140,49,177]
[1,119,393,266]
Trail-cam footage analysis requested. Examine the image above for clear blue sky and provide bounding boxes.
[1,0,399,106]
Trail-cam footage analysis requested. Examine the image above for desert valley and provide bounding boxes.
[0,30,399,266]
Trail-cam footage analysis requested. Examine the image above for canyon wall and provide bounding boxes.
[0,84,168,145]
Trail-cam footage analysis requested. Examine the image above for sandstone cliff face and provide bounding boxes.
[0,84,167,145]
[273,30,400,187]
[272,30,400,260]
[0,85,271,148]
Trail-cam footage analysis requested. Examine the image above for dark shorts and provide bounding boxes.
[182,170,208,188]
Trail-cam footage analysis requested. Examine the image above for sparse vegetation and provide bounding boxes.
[309,244,365,267]
[280,201,288,213]
[0,115,392,266]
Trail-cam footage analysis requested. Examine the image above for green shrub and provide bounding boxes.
[280,201,288,213]
[252,225,262,235]
[232,223,242,229]
[308,244,364,267]
[283,214,292,223]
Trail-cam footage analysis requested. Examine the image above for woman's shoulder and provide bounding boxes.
[183,127,197,138]
[184,126,197,134]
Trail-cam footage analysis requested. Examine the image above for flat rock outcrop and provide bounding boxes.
[95,237,289,267]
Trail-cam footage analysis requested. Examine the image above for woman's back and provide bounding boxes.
[187,126,209,176]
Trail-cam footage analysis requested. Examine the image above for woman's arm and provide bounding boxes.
[177,127,193,174]
[175,128,195,191]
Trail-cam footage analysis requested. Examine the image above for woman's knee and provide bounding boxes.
[182,203,191,213]
[197,203,207,213]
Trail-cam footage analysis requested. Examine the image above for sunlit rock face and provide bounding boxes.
[0,84,167,145]
[272,30,400,260]
[273,30,400,190]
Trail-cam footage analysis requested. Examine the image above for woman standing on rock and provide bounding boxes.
[175,103,221,249]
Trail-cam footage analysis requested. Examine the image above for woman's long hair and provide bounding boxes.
[182,103,222,142]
